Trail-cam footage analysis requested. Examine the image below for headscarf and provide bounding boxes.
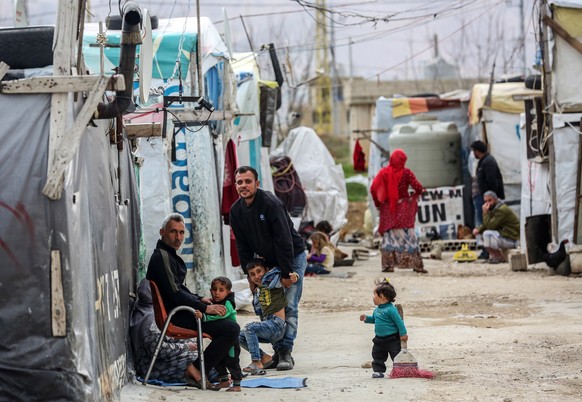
[371,149,408,213]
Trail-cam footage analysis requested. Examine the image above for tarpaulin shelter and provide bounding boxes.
[272,126,348,232]
[0,2,142,400]
[84,17,237,290]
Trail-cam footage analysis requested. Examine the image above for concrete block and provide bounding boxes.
[510,253,527,271]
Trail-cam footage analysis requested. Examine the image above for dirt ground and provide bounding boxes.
[121,243,582,402]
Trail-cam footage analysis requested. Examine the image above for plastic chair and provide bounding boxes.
[142,280,211,389]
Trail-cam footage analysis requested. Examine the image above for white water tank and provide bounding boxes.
[389,115,461,188]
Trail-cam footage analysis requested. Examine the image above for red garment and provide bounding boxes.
[353,139,366,172]
[221,139,241,266]
[371,150,424,234]
[221,139,239,225]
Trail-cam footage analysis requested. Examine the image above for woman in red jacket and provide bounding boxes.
[370,149,427,273]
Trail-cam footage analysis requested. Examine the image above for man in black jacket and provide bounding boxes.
[470,140,505,259]
[146,213,239,388]
[229,166,306,371]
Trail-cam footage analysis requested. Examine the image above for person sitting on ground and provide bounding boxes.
[359,279,408,379]
[472,191,519,264]
[200,276,243,392]
[314,220,349,261]
[130,278,199,383]
[306,231,335,275]
[239,258,298,375]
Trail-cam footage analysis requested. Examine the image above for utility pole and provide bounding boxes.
[314,0,332,135]
[519,0,527,76]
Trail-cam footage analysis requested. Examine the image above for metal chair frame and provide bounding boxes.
[142,280,209,390]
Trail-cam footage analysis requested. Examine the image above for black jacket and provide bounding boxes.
[146,240,208,313]
[229,189,305,278]
[476,153,505,199]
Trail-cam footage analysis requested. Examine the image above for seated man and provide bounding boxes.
[146,213,240,389]
[472,191,519,264]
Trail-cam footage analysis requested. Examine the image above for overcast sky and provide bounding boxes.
[1,1,537,80]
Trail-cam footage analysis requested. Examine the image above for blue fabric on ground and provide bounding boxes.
[136,376,187,387]
[241,377,307,388]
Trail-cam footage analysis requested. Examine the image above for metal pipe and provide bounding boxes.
[94,1,142,119]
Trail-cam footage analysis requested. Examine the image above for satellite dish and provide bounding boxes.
[14,0,29,27]
[139,8,153,104]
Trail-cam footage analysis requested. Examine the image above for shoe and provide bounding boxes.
[276,349,294,371]
[263,352,279,369]
[413,268,428,274]
[372,372,385,378]
[477,250,489,260]
[486,258,501,264]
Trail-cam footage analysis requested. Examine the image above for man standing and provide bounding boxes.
[229,166,306,371]
[470,140,505,259]
[146,213,239,388]
[472,191,519,264]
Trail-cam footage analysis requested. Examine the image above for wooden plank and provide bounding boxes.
[0,62,9,81]
[48,0,80,174]
[43,75,109,199]
[51,250,66,337]
[125,122,162,138]
[171,109,234,123]
[0,75,125,94]
[543,15,582,56]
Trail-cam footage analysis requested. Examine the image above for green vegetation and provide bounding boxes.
[319,135,368,202]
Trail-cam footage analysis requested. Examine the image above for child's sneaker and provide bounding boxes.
[372,372,384,378]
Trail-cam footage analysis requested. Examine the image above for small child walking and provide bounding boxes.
[239,258,298,374]
[202,276,243,392]
[306,231,335,275]
[360,279,408,378]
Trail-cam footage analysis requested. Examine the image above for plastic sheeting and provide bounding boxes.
[553,113,582,243]
[550,4,582,112]
[0,94,140,401]
[481,109,522,211]
[272,127,348,231]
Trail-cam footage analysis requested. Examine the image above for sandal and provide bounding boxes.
[382,267,394,272]
[185,376,217,391]
[242,363,267,375]
[413,268,428,274]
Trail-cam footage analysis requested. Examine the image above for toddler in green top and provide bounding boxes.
[360,279,408,378]
[202,276,243,392]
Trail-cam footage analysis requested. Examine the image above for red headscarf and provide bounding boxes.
[371,149,408,213]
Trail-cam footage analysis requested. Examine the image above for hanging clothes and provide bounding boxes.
[353,139,366,172]
[222,139,241,266]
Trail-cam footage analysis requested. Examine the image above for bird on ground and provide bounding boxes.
[541,239,569,269]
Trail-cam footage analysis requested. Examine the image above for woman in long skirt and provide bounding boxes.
[370,149,427,273]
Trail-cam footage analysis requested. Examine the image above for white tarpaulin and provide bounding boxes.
[417,185,465,240]
[273,127,348,231]
[550,2,582,111]
[553,113,582,242]
[481,109,522,211]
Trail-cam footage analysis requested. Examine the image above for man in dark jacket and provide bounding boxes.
[229,166,306,371]
[472,191,519,264]
[146,213,239,388]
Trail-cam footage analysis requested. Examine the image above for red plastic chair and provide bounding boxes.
[142,280,212,389]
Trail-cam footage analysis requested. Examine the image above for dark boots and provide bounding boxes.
[276,349,294,371]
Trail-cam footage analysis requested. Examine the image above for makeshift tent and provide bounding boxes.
[0,94,139,401]
[272,126,348,232]
[469,83,543,217]
[84,17,236,290]
[549,1,582,112]
[368,95,476,237]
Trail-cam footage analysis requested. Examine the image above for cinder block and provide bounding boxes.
[510,253,527,271]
